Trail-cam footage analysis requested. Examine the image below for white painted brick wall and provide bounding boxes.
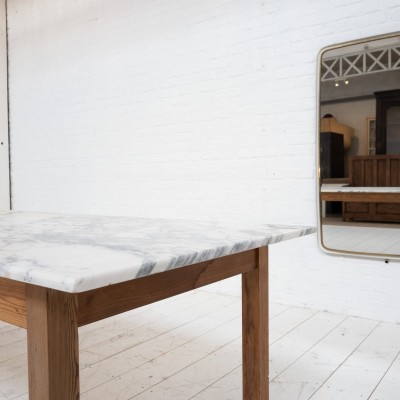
[6,0,400,322]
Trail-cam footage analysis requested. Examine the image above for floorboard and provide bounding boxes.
[369,351,400,400]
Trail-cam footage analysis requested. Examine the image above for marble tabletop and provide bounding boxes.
[321,185,400,193]
[0,211,315,293]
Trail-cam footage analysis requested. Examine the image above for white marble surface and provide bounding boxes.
[321,185,400,193]
[0,211,315,293]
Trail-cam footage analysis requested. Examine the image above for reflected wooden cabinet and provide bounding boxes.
[320,132,345,215]
[343,155,400,221]
[375,89,400,155]
[320,132,344,179]
[350,155,400,186]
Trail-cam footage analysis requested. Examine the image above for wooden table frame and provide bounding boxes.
[0,247,269,400]
[320,191,400,203]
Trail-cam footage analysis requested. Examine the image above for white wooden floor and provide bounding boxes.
[322,219,400,254]
[1,290,399,400]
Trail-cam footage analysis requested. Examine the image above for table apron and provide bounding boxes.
[321,191,400,203]
[0,277,27,328]
[77,248,258,326]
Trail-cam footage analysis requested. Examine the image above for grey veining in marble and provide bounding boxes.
[0,211,315,293]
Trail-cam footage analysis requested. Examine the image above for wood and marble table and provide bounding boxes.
[320,185,400,203]
[0,211,314,400]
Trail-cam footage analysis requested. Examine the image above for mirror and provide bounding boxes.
[317,32,400,259]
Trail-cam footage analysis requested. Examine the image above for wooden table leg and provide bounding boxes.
[242,246,269,400]
[27,285,80,400]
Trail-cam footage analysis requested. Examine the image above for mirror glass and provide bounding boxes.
[318,32,400,258]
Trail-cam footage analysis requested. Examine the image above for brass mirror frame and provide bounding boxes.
[317,31,400,260]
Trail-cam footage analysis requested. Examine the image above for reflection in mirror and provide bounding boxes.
[318,32,400,258]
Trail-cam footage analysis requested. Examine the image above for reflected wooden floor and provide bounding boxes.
[322,218,400,254]
[1,290,400,399]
